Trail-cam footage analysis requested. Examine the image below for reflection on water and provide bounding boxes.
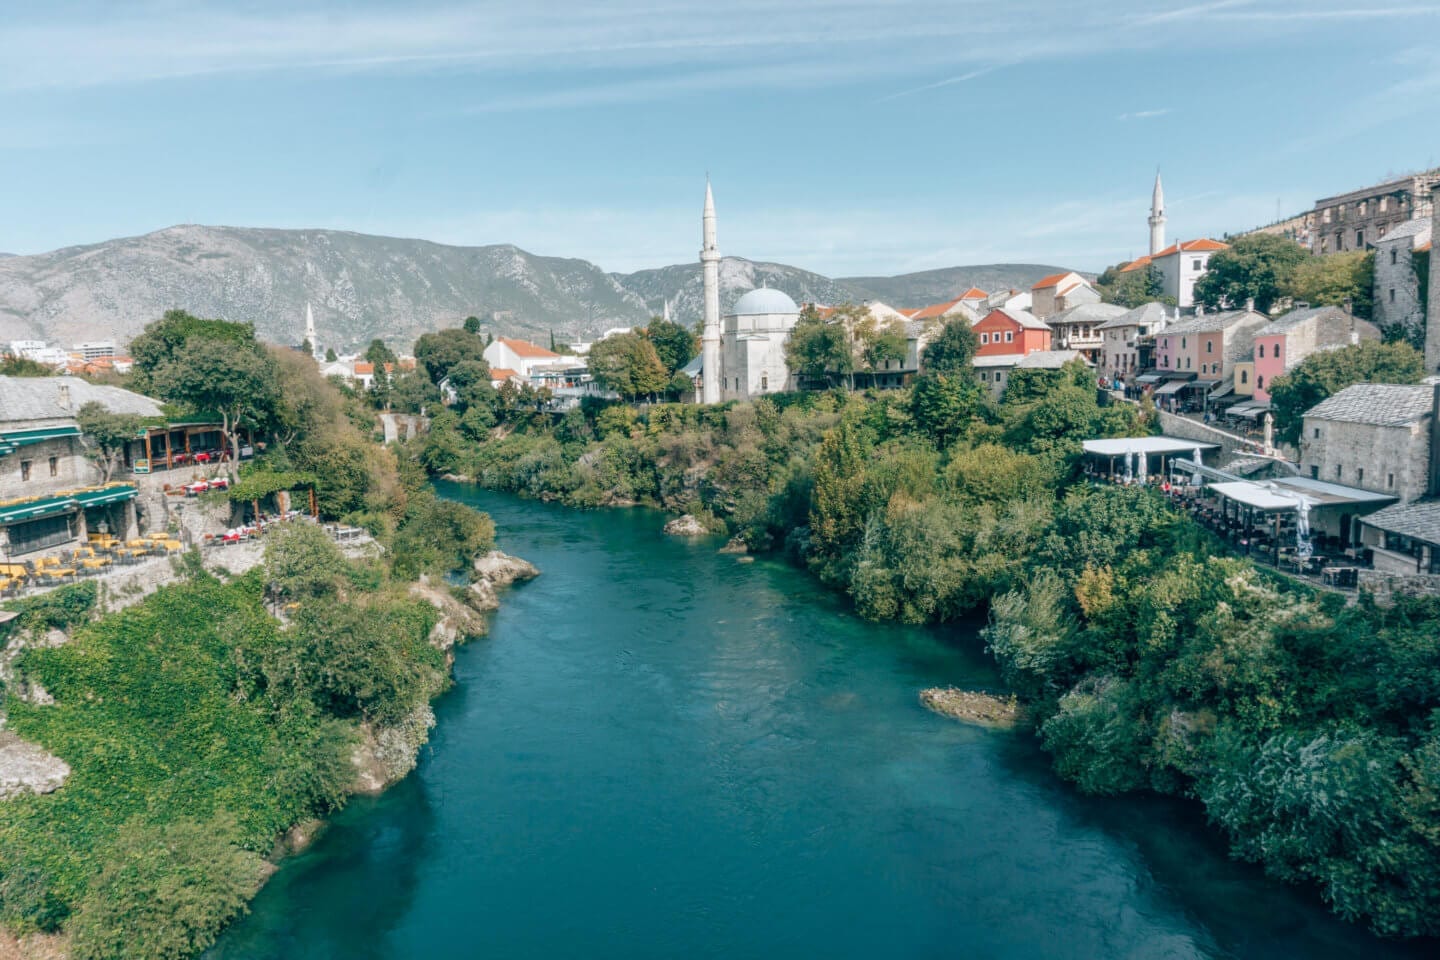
[211,485,1435,959]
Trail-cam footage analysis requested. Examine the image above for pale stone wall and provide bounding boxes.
[0,437,94,502]
[1358,569,1440,604]
[1300,417,1430,502]
[1373,231,1427,331]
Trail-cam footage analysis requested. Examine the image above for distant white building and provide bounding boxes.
[72,340,116,361]
[484,337,566,378]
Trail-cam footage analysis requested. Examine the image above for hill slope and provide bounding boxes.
[0,225,1078,350]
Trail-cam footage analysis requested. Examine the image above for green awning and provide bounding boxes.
[0,426,82,446]
[0,495,78,525]
[72,485,139,508]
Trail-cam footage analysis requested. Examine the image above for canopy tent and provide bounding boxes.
[1206,481,1305,512]
[70,484,139,508]
[1152,380,1187,396]
[1082,437,1219,457]
[1136,373,1164,384]
[1269,477,1394,508]
[0,495,77,525]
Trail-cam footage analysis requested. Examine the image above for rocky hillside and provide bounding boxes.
[0,225,1076,351]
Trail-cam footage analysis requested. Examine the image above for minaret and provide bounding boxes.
[304,302,320,360]
[1148,171,1166,256]
[700,179,722,404]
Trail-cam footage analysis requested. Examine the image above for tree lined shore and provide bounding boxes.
[1,315,504,958]
[417,318,1440,938]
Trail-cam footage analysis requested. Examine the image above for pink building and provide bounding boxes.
[1250,306,1380,403]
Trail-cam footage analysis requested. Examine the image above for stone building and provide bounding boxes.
[717,287,802,400]
[1046,303,1128,364]
[1029,272,1099,320]
[0,377,161,556]
[1249,306,1380,403]
[1097,302,1169,383]
[1300,383,1435,503]
[1310,168,1439,255]
[1430,218,1440,374]
[973,350,1088,399]
[1372,217,1430,331]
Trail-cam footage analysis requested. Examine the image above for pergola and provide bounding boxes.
[1202,477,1395,565]
[1082,436,1219,483]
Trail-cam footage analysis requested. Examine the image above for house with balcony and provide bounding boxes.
[1046,303,1128,365]
[1097,302,1169,383]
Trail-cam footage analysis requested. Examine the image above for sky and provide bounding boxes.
[2,0,1439,277]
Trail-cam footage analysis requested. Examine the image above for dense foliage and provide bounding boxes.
[421,341,1440,936]
[1268,340,1427,445]
[1193,234,1313,314]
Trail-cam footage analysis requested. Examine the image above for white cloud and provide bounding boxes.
[1117,108,1172,121]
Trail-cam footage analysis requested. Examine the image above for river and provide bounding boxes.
[210,484,1433,959]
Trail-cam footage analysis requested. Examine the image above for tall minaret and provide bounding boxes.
[304,302,320,360]
[700,179,722,404]
[1148,171,1166,256]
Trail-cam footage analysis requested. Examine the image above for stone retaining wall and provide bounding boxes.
[1358,569,1440,604]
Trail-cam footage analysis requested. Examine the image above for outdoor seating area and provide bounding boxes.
[202,508,308,547]
[0,531,185,596]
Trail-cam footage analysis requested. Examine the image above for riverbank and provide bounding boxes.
[0,520,533,959]
[416,379,1440,938]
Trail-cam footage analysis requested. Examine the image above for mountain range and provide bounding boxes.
[0,225,1074,353]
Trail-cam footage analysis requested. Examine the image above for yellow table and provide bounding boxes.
[80,557,112,571]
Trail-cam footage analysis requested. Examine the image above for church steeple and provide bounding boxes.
[700,178,721,404]
[1148,171,1166,256]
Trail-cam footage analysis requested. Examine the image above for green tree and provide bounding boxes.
[921,318,980,375]
[908,373,988,447]
[325,347,338,362]
[1269,340,1427,444]
[414,328,488,385]
[645,318,698,374]
[0,354,55,376]
[445,359,496,412]
[463,315,481,335]
[67,814,267,960]
[1287,251,1374,320]
[785,305,855,389]
[146,330,281,463]
[364,339,398,409]
[589,332,668,401]
[129,310,257,394]
[263,523,346,603]
[1099,263,1172,308]
[1193,234,1310,313]
[75,401,146,483]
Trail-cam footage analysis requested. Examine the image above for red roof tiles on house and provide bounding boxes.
[909,297,965,321]
[1152,238,1229,258]
[497,337,560,359]
[1031,272,1077,290]
[489,367,520,382]
[958,287,988,300]
[1118,255,1153,273]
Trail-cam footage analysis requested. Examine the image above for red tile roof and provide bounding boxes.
[489,367,520,381]
[498,337,559,359]
[354,361,375,375]
[1031,271,1077,290]
[958,286,988,300]
[1152,238,1229,258]
[1118,255,1152,273]
[909,297,965,321]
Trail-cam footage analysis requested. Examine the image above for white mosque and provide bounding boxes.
[696,181,802,403]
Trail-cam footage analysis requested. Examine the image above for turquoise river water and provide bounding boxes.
[210,484,1435,959]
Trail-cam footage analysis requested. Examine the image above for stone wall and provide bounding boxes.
[1300,417,1430,502]
[1155,410,1260,464]
[1358,569,1440,604]
[1374,232,1426,330]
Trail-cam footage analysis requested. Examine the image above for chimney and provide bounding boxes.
[57,383,70,410]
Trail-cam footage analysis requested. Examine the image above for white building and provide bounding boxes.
[483,337,566,378]
[718,288,802,400]
[72,340,116,361]
[1152,239,1229,308]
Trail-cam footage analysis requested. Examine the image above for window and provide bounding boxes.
[1381,197,1389,212]
[1181,337,1187,349]
[48,456,57,478]
[1357,467,1364,485]
[1323,208,1332,224]
[1192,259,1202,270]
[760,374,768,390]
[1392,249,1399,265]
[1313,427,1320,438]
[980,371,989,381]
[20,460,31,481]
[1258,343,1265,358]
[1004,331,1013,343]
[6,515,73,555]
[1336,232,1344,250]
[1257,375,1264,388]
[1240,369,1248,384]
[1390,288,1397,303]
[1336,464,1343,479]
[1186,357,1192,369]
[980,333,989,344]
[1358,200,1367,216]
[1388,473,1395,489]
[1206,340,1213,354]
[1311,465,1320,479]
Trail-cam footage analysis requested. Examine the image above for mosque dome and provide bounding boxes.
[730,287,799,316]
